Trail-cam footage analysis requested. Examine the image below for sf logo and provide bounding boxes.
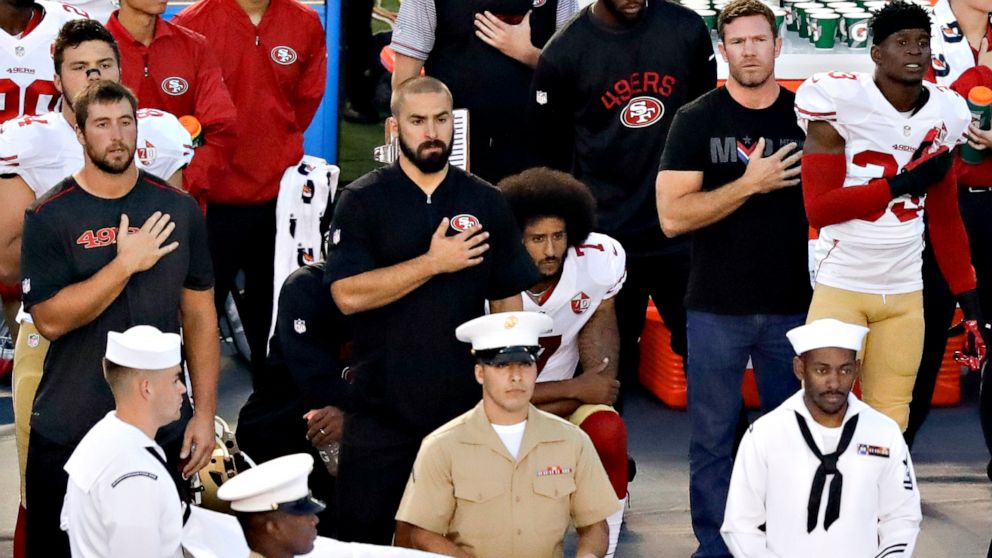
[271,46,298,65]
[161,77,188,96]
[620,96,664,128]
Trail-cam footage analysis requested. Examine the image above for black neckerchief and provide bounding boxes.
[794,411,860,533]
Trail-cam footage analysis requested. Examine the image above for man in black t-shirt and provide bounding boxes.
[19,81,218,557]
[656,1,809,556]
[324,77,538,544]
[530,0,716,413]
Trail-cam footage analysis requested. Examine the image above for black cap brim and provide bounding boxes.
[276,493,326,515]
[475,345,542,365]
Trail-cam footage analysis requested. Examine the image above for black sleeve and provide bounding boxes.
[658,104,709,172]
[529,0,560,47]
[530,51,575,171]
[184,197,214,291]
[20,209,71,310]
[486,192,539,300]
[275,266,354,411]
[323,187,376,287]
[686,17,717,103]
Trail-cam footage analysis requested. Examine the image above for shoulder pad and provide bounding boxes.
[0,113,63,172]
[136,109,194,178]
[38,0,90,22]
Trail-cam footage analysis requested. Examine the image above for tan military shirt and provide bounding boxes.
[396,402,619,558]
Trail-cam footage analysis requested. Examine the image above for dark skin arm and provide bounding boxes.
[532,298,620,417]
[804,120,845,155]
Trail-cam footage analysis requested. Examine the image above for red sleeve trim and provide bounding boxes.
[927,170,977,294]
[796,106,837,118]
[802,153,893,229]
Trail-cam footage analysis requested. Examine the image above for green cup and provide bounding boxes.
[806,8,834,43]
[811,11,840,49]
[694,8,717,31]
[771,7,786,32]
[782,0,803,31]
[834,6,863,38]
[796,2,823,37]
[844,11,871,47]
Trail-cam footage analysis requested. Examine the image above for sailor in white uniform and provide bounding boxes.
[721,319,922,557]
[61,325,187,558]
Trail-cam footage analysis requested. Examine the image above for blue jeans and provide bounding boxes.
[686,311,805,558]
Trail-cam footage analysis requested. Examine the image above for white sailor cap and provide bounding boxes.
[105,325,181,371]
[786,319,870,355]
[456,312,554,364]
[216,454,325,514]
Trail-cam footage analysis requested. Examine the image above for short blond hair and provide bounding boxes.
[717,0,777,40]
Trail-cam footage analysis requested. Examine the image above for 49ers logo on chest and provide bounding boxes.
[571,292,592,314]
[621,96,664,128]
[271,46,298,65]
[449,214,480,232]
[161,77,188,96]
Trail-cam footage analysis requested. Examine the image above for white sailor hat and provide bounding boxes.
[787,319,870,355]
[105,325,181,370]
[216,454,325,515]
[456,311,554,364]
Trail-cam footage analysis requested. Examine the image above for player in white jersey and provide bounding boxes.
[499,167,628,558]
[0,21,192,550]
[0,0,88,123]
[795,1,987,432]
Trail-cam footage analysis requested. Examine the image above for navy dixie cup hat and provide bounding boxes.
[216,454,326,515]
[456,312,554,365]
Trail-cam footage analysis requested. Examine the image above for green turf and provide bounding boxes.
[337,0,400,186]
[339,119,387,185]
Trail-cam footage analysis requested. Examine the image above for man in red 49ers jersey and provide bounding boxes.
[796,1,988,432]
[498,167,628,558]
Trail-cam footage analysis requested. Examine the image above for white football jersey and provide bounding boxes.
[0,1,88,123]
[795,72,969,294]
[523,232,626,383]
[0,107,193,198]
[59,0,114,23]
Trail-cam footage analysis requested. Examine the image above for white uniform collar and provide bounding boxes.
[64,412,164,492]
[780,389,866,429]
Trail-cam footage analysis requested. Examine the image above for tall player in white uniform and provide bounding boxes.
[498,167,628,558]
[0,20,192,554]
[795,0,987,432]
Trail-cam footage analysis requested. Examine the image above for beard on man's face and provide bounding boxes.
[399,135,452,174]
[86,141,134,175]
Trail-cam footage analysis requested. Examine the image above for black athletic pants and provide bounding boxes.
[614,250,690,414]
[333,435,420,544]
[905,189,992,450]
[207,200,277,382]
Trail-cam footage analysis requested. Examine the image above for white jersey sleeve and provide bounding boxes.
[135,108,194,181]
[0,112,80,197]
[930,83,971,148]
[795,72,860,140]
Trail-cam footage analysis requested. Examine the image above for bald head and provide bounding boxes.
[390,76,453,117]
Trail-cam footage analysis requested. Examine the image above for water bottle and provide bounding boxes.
[960,86,992,165]
[317,441,340,476]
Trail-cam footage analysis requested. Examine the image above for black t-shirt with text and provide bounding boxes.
[324,164,539,446]
[21,171,213,446]
[659,87,811,315]
[531,2,716,256]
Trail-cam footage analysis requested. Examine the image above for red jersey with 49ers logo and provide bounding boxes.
[105,12,236,202]
[521,232,626,382]
[796,72,970,294]
[173,0,327,205]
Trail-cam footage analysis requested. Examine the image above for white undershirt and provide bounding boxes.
[810,420,842,454]
[492,421,527,459]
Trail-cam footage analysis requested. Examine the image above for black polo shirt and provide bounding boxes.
[21,171,213,446]
[325,163,538,446]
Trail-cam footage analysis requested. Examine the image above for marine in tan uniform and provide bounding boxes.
[395,311,619,558]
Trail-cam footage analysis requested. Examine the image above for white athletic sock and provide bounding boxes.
[606,496,625,558]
